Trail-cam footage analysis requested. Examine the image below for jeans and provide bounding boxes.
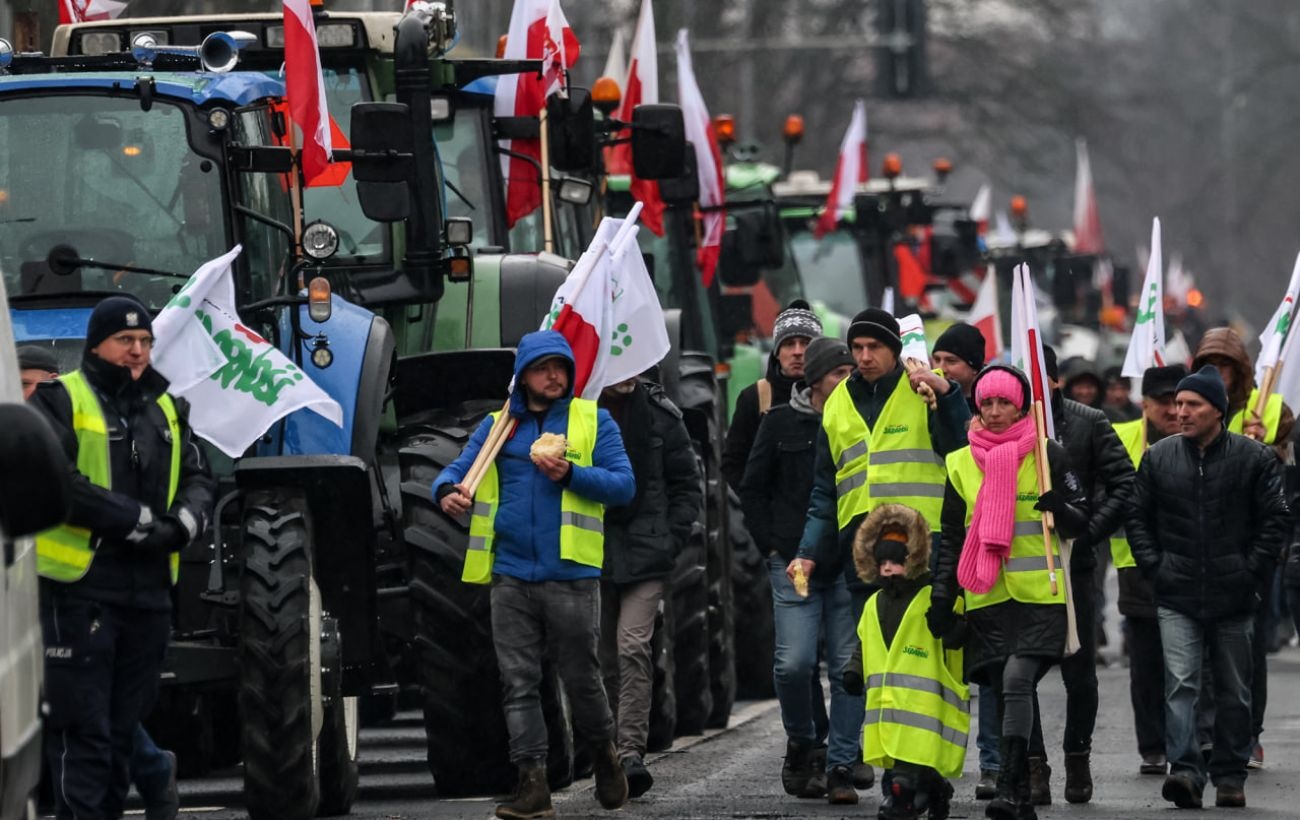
[1157,607,1254,790]
[768,555,863,770]
[1030,568,1098,756]
[976,685,1001,772]
[599,578,665,759]
[1125,616,1166,758]
[491,576,615,763]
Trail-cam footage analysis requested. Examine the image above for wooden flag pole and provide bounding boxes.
[1030,400,1059,597]
[540,105,555,253]
[903,358,938,409]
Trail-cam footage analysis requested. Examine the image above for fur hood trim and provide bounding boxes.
[853,503,931,583]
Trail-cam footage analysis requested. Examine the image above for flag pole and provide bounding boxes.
[540,105,555,253]
[288,114,305,268]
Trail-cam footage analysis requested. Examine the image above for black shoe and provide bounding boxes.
[496,760,555,820]
[878,775,920,820]
[986,736,1034,820]
[853,760,876,789]
[1161,773,1203,809]
[622,755,653,799]
[1139,753,1167,775]
[1215,783,1246,808]
[827,764,860,805]
[781,739,814,796]
[143,750,179,820]
[975,769,997,800]
[1063,751,1092,804]
[589,740,628,810]
[927,777,954,820]
[1026,756,1050,806]
[800,746,828,798]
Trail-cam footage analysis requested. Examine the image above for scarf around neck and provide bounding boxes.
[957,414,1038,594]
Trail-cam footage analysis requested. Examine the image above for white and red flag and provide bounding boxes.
[494,0,581,227]
[1072,138,1104,254]
[1121,217,1167,377]
[1009,262,1055,439]
[59,0,127,23]
[283,0,334,184]
[602,27,627,83]
[607,0,665,235]
[967,264,1004,364]
[969,184,992,236]
[675,29,725,287]
[815,99,868,239]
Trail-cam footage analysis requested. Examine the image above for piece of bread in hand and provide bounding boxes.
[530,432,568,464]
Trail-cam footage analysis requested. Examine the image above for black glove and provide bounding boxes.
[136,516,188,553]
[843,666,865,697]
[1034,490,1066,515]
[926,600,957,640]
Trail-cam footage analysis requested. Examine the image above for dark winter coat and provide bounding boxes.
[1052,394,1136,572]
[932,439,1090,685]
[1127,429,1289,621]
[30,354,215,611]
[1116,421,1172,620]
[600,382,701,584]
[721,356,798,492]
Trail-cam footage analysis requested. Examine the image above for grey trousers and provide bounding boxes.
[491,576,615,763]
[599,579,666,760]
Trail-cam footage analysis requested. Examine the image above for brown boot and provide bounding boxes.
[1027,756,1051,806]
[1063,751,1092,803]
[590,740,629,810]
[496,760,554,820]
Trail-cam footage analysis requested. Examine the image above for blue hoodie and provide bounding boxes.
[432,331,637,581]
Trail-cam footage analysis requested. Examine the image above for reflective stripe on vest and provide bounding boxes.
[859,586,970,778]
[462,398,604,584]
[36,370,181,584]
[1228,389,1283,444]
[823,375,947,531]
[946,446,1066,610]
[1108,418,1144,570]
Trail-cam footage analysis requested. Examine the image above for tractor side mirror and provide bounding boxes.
[726,205,784,273]
[350,102,414,223]
[547,89,595,172]
[657,145,699,205]
[0,403,70,538]
[631,104,686,180]
[718,292,754,340]
[715,228,761,288]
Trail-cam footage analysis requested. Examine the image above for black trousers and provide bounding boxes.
[1125,615,1165,757]
[1029,568,1098,756]
[41,592,170,820]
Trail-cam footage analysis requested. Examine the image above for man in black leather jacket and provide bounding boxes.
[1127,365,1289,810]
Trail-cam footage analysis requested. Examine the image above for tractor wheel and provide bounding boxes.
[704,450,735,728]
[671,480,711,735]
[729,493,775,700]
[237,490,321,820]
[398,404,574,796]
[646,598,677,752]
[317,695,360,816]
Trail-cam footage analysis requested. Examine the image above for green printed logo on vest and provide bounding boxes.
[883,424,909,435]
[1017,492,1038,502]
[902,644,930,659]
[564,447,585,461]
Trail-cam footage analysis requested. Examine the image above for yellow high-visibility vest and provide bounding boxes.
[462,398,605,584]
[1108,419,1144,569]
[36,370,181,584]
[1228,389,1283,444]
[859,585,969,778]
[946,446,1066,609]
[822,375,947,531]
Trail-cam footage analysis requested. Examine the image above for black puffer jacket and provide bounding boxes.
[1053,395,1136,572]
[1127,429,1289,621]
[600,382,702,584]
[30,355,215,610]
[722,357,798,491]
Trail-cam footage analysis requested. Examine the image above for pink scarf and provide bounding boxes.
[957,414,1037,594]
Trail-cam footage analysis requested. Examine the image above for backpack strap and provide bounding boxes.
[757,378,772,415]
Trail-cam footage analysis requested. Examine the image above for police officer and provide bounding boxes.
[30,296,215,820]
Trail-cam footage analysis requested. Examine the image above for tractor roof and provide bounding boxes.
[0,70,283,107]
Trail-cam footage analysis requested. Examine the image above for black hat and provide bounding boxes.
[846,308,902,357]
[933,322,986,371]
[1142,364,1189,398]
[1175,364,1228,420]
[1043,344,1059,381]
[85,296,152,353]
[1103,365,1129,388]
[803,337,854,386]
[16,345,58,373]
[772,299,822,352]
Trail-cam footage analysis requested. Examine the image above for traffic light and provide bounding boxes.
[875,0,928,98]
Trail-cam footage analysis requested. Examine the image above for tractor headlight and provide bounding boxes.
[302,220,340,261]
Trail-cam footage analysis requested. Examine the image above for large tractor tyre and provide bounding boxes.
[317,695,360,816]
[358,691,398,727]
[398,405,574,796]
[704,453,736,729]
[729,494,775,700]
[670,519,712,735]
[646,599,677,752]
[238,490,321,820]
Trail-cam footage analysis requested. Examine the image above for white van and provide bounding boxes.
[0,282,71,820]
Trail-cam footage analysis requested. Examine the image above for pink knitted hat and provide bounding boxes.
[975,368,1025,408]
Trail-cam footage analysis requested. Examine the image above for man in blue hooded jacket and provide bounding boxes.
[434,330,636,819]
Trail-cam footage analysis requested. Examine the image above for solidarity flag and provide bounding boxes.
[967,265,1004,364]
[815,99,868,238]
[152,247,343,457]
[543,206,670,398]
[59,0,126,22]
[606,0,665,234]
[495,0,581,227]
[1255,252,1300,390]
[898,313,929,364]
[284,0,334,184]
[1121,217,1166,377]
[1009,263,1055,439]
[675,29,726,286]
[1072,138,1104,254]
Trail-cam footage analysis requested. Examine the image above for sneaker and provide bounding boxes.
[1247,741,1264,770]
[827,764,860,805]
[621,755,653,799]
[1215,783,1246,808]
[975,769,997,800]
[1139,753,1168,776]
[1161,773,1203,809]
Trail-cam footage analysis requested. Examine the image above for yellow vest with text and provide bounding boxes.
[1108,419,1144,569]
[823,375,947,531]
[859,586,969,778]
[462,398,604,584]
[36,370,181,584]
[1228,389,1283,444]
[946,446,1066,610]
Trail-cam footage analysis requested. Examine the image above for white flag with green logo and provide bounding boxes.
[897,313,929,364]
[151,246,343,457]
[1121,217,1166,378]
[1255,252,1300,389]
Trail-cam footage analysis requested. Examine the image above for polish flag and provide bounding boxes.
[970,184,991,235]
[541,0,575,99]
[284,0,334,184]
[1072,138,1104,254]
[602,27,627,83]
[495,0,581,227]
[676,29,725,287]
[1010,263,1055,439]
[967,265,1004,363]
[815,99,868,239]
[608,0,665,235]
[60,0,127,23]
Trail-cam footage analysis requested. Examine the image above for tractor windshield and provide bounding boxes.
[790,228,868,318]
[0,94,226,309]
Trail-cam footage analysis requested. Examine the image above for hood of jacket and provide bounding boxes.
[1192,327,1253,414]
[853,503,931,583]
[511,330,576,415]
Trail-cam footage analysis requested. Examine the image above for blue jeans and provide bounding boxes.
[976,685,1000,772]
[1157,607,1254,790]
[768,556,863,770]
